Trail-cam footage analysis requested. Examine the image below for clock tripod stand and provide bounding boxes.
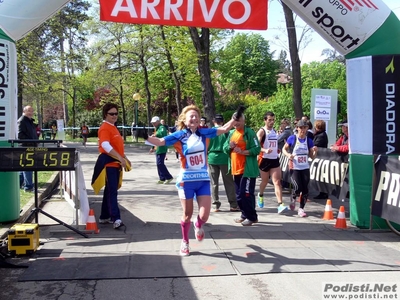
[24,170,88,238]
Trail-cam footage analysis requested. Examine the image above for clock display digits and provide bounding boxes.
[25,152,34,167]
[43,153,48,166]
[19,153,25,167]
[60,153,70,166]
[49,152,57,166]
[0,147,76,171]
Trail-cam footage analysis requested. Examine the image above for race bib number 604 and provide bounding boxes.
[187,152,205,169]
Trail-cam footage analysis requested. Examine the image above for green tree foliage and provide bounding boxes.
[16,2,348,134]
[300,61,347,121]
[217,33,279,98]
[17,0,90,131]
[234,61,347,132]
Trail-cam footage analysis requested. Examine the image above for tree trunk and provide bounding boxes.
[117,47,126,141]
[188,27,215,122]
[60,36,69,127]
[160,26,183,115]
[72,87,76,138]
[138,26,152,130]
[282,2,303,118]
[167,88,172,126]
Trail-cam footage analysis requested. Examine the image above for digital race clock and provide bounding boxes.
[0,147,76,171]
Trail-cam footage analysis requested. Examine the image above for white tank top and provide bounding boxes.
[292,136,309,170]
[262,127,278,159]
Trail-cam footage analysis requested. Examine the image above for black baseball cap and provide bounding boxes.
[296,120,308,127]
[214,114,224,121]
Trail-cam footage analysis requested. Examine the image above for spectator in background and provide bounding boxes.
[170,120,180,161]
[199,117,208,128]
[277,118,292,150]
[306,120,314,140]
[81,123,89,148]
[224,112,261,226]
[313,120,329,199]
[160,119,170,160]
[293,118,300,134]
[150,116,173,184]
[160,119,170,133]
[92,103,131,230]
[330,119,349,154]
[35,124,41,138]
[208,114,239,212]
[51,123,57,140]
[17,105,38,192]
[313,120,328,148]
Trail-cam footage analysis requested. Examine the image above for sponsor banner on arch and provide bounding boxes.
[281,0,390,55]
[372,55,400,155]
[0,39,17,141]
[372,155,400,225]
[99,0,267,30]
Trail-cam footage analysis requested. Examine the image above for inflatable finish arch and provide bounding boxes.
[282,0,400,228]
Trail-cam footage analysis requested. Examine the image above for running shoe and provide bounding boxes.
[297,208,307,218]
[212,202,221,212]
[180,240,190,256]
[241,219,257,226]
[113,219,123,229]
[289,199,296,211]
[277,203,288,214]
[193,222,205,242]
[157,180,165,184]
[99,218,113,224]
[234,218,245,223]
[257,193,264,208]
[164,178,173,184]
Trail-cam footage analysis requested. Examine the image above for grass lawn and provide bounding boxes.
[20,171,55,208]
[0,171,55,231]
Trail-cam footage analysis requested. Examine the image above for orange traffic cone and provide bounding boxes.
[322,199,334,220]
[334,206,347,229]
[86,209,100,234]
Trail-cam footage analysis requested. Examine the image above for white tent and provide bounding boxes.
[0,0,70,41]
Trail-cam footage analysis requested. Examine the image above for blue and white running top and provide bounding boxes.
[164,128,217,183]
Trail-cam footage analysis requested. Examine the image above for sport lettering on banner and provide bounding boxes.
[372,55,400,155]
[99,0,267,30]
[372,155,400,225]
[282,0,390,55]
[0,40,17,140]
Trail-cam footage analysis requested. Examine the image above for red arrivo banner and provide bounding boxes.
[99,0,268,30]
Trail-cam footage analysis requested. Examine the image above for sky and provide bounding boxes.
[246,0,400,64]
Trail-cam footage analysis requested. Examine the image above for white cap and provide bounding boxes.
[151,116,160,123]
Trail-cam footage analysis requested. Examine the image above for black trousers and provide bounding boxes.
[233,174,257,222]
[290,169,310,209]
